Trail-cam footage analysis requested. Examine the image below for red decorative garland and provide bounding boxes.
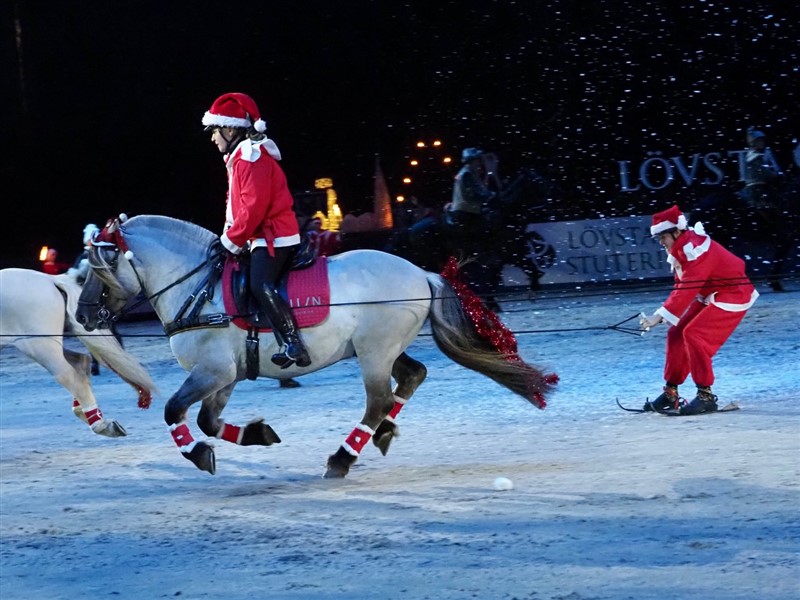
[440,257,559,408]
[440,257,520,359]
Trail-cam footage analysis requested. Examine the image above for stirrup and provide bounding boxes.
[271,343,311,369]
[270,351,294,368]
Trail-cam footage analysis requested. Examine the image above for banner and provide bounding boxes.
[503,216,672,286]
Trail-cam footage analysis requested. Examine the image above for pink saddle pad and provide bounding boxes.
[223,257,330,331]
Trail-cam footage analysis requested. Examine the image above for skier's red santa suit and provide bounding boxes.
[647,205,758,388]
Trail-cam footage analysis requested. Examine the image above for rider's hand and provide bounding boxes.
[639,313,663,331]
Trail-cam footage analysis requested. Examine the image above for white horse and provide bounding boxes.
[78,215,557,477]
[0,268,156,437]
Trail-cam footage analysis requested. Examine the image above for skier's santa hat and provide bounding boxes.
[202,92,267,133]
[650,204,688,236]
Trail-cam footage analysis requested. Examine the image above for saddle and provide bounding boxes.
[223,244,330,380]
[164,236,330,380]
[223,248,330,332]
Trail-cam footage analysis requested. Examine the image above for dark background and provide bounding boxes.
[3,0,798,268]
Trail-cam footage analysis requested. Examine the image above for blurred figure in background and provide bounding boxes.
[741,126,793,292]
[447,147,501,310]
[41,248,70,274]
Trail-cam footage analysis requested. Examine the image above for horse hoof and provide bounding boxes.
[92,419,128,438]
[372,421,399,456]
[185,442,216,475]
[241,418,281,446]
[323,447,355,478]
[323,466,347,479]
[105,421,128,437]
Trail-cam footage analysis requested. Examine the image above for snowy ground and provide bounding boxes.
[1,280,798,600]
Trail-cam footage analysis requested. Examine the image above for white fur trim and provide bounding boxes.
[249,233,301,249]
[650,214,687,236]
[681,234,711,262]
[202,111,251,129]
[261,138,281,160]
[691,221,706,236]
[220,233,243,254]
[706,289,759,312]
[237,138,282,162]
[254,118,267,133]
[655,305,680,326]
[124,250,134,260]
[354,423,376,436]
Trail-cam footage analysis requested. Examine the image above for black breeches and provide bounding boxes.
[249,246,294,294]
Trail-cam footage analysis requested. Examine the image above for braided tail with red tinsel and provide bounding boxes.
[427,257,558,408]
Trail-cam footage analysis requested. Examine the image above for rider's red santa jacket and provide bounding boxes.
[655,226,758,325]
[219,138,300,255]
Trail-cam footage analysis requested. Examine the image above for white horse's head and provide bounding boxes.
[77,214,218,330]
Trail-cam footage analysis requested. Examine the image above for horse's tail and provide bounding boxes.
[426,266,557,409]
[54,275,157,408]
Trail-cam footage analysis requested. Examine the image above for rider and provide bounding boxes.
[202,92,311,369]
[449,148,497,252]
[448,147,501,309]
[741,126,791,292]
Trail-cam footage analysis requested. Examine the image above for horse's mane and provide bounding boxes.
[123,215,217,255]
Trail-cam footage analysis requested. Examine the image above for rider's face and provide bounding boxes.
[210,127,237,153]
[657,230,678,250]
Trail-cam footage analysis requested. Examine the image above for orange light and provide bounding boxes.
[416,141,425,148]
[396,195,405,202]
[402,177,412,184]
[432,140,442,147]
[443,156,452,164]
[39,246,49,262]
[410,159,418,166]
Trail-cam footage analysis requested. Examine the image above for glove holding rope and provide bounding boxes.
[639,312,663,332]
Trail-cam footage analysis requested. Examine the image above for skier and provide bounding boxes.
[639,205,759,415]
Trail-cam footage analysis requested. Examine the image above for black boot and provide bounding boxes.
[644,384,679,412]
[256,285,311,369]
[679,386,718,415]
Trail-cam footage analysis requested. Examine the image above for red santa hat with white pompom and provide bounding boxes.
[202,92,267,133]
[650,204,688,236]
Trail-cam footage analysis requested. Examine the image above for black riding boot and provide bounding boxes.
[256,285,311,369]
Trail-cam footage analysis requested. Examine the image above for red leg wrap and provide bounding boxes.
[386,396,407,422]
[342,424,375,456]
[169,422,195,451]
[72,399,80,410]
[84,407,103,425]
[219,423,243,444]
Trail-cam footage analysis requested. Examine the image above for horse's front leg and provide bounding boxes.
[196,383,281,447]
[324,378,395,479]
[62,348,127,437]
[164,366,235,475]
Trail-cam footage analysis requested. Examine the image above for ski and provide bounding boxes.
[615,398,649,413]
[616,398,741,415]
[658,402,741,417]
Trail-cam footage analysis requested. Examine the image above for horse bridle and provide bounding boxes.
[82,217,226,327]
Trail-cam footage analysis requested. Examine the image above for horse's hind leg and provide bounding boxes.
[196,384,281,447]
[373,353,427,456]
